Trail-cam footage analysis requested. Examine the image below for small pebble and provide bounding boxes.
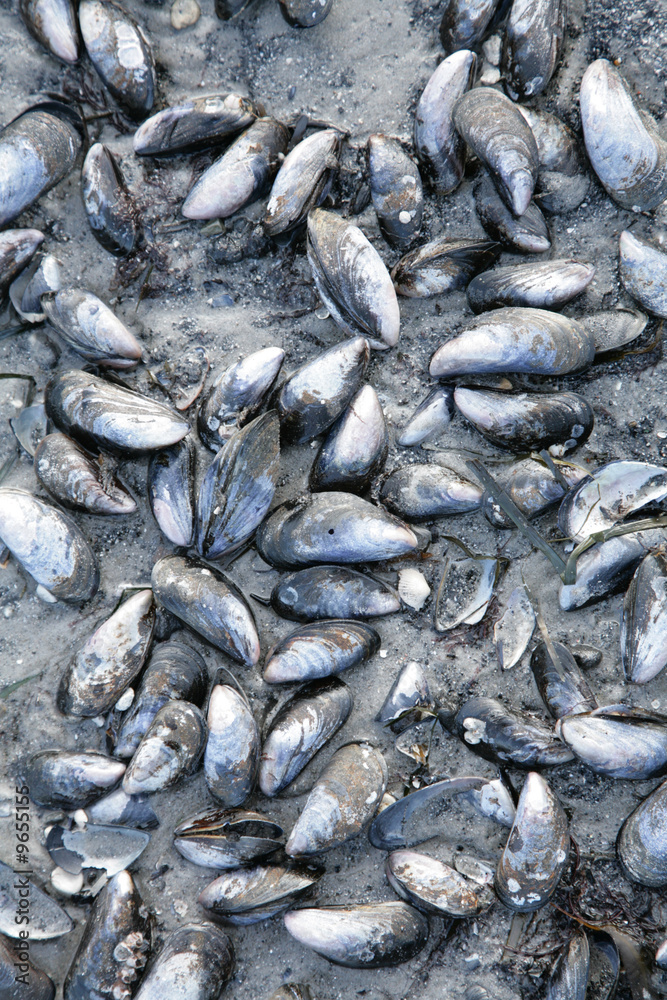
[51,867,84,896]
[171,0,200,29]
[115,687,135,712]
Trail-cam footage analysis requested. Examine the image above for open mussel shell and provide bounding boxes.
[151,346,209,411]
[122,700,206,795]
[0,101,83,228]
[174,808,284,869]
[310,385,387,492]
[455,387,594,454]
[556,706,667,779]
[204,683,259,806]
[434,541,498,631]
[267,565,400,621]
[133,93,260,156]
[379,463,482,521]
[283,901,429,968]
[19,0,80,62]
[474,173,551,254]
[148,438,196,547]
[264,620,380,684]
[501,0,565,101]
[84,788,159,830]
[377,660,431,726]
[35,433,137,515]
[42,288,143,368]
[260,677,353,796]
[81,143,138,256]
[79,0,156,119]
[0,487,99,602]
[278,0,333,27]
[115,637,207,758]
[397,386,454,446]
[182,118,290,221]
[58,589,155,718]
[63,870,150,1000]
[588,932,620,1000]
[580,59,667,212]
[546,929,590,1000]
[286,742,387,856]
[617,778,667,887]
[368,133,423,249]
[453,88,539,216]
[467,260,595,313]
[619,231,667,319]
[198,345,284,451]
[558,460,667,543]
[439,0,500,51]
[387,850,484,917]
[0,932,55,999]
[622,551,667,685]
[133,924,234,1000]
[151,555,260,664]
[559,528,667,611]
[268,987,311,1000]
[199,862,323,925]
[495,772,569,912]
[483,456,587,528]
[391,236,500,298]
[20,750,126,809]
[414,50,476,195]
[583,307,648,356]
[257,491,419,569]
[430,308,595,379]
[0,859,73,941]
[0,228,44,298]
[9,249,62,322]
[307,209,400,350]
[441,696,575,768]
[530,640,598,719]
[46,823,150,878]
[264,128,342,239]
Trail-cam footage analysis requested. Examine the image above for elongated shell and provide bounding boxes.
[378,463,482,520]
[495,772,569,911]
[580,59,667,212]
[0,487,98,602]
[42,288,142,367]
[183,118,290,220]
[529,640,598,718]
[483,456,587,528]
[556,707,667,779]
[310,386,387,492]
[79,0,156,119]
[0,228,44,297]
[19,0,80,62]
[260,678,353,795]
[269,565,400,621]
[494,586,535,669]
[619,230,667,318]
[546,930,590,1000]
[453,88,539,216]
[467,260,595,313]
[387,850,483,917]
[430,308,594,378]
[133,925,234,1000]
[517,106,588,214]
[20,749,126,809]
[377,661,431,725]
[368,134,423,248]
[617,778,667,886]
[81,143,137,256]
[502,0,566,101]
[307,209,400,350]
[560,529,667,611]
[256,491,419,568]
[391,236,500,298]
[0,860,73,941]
[265,128,342,238]
[414,50,476,194]
[199,862,322,925]
[286,742,387,855]
[397,386,454,446]
[46,370,189,453]
[35,432,137,515]
[151,555,260,665]
[283,902,428,968]
[148,438,196,547]
[558,461,667,542]
[204,684,259,805]
[174,808,283,869]
[133,93,260,156]
[621,552,667,685]
[474,172,550,254]
[264,620,380,683]
[0,933,54,999]
[123,699,207,794]
[198,345,284,451]
[439,0,500,52]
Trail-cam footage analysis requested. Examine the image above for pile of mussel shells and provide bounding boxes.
[3,0,667,996]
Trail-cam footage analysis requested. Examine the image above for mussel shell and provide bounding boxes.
[10,399,49,457]
[617,778,667,887]
[285,742,387,855]
[148,438,196,547]
[556,706,667,779]
[442,696,575,767]
[0,101,83,228]
[133,924,234,1000]
[622,551,667,685]
[530,641,598,719]
[391,236,501,298]
[517,106,588,214]
[81,143,138,256]
[122,699,207,794]
[197,345,284,451]
[195,410,280,559]
[0,931,55,1000]
[283,902,429,968]
[274,338,370,444]
[279,0,333,26]
[182,118,290,220]
[264,620,380,683]
[268,988,311,1000]
[474,173,551,254]
[376,660,431,725]
[0,228,44,298]
[619,230,667,319]
[378,463,482,520]
[309,385,387,492]
[397,386,455,446]
[453,87,539,216]
[174,808,283,869]
[454,387,594,454]
[501,0,566,101]
[63,870,150,1000]
[495,772,569,912]
[387,850,483,917]
[558,460,667,543]
[0,860,73,941]
[583,307,648,356]
[559,528,667,611]
[204,683,259,806]
[199,862,322,925]
[260,677,353,796]
[79,0,156,119]
[151,347,209,411]
[0,487,99,602]
[483,456,587,528]
[307,209,400,350]
[58,589,155,718]
[19,0,80,62]
[430,308,595,379]
[264,128,342,238]
[47,823,149,878]
[546,929,590,1000]
[494,586,535,669]
[439,0,500,51]
[20,749,126,809]
[256,491,418,568]
[85,788,159,829]
[46,370,189,453]
[434,544,498,630]
[10,250,62,321]
[368,134,423,248]
[115,638,207,758]
[151,555,260,665]
[133,93,260,156]
[268,565,400,621]
[42,288,143,368]
[414,50,476,195]
[35,432,137,515]
[467,260,595,313]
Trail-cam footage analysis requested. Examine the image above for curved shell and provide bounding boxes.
[269,565,400,621]
[414,50,476,194]
[397,386,455,446]
[556,707,667,779]
[19,0,80,62]
[204,683,259,806]
[378,463,482,520]
[309,385,388,492]
[0,859,73,941]
[617,778,667,887]
[174,808,283,869]
[0,933,54,998]
[546,930,590,1000]
[377,660,431,724]
[434,544,498,630]
[35,432,137,515]
[529,640,598,719]
[439,0,500,52]
[368,134,423,248]
[133,93,260,156]
[0,228,44,297]
[81,143,137,256]
[123,699,207,794]
[198,345,284,451]
[483,456,587,528]
[387,850,483,917]
[264,128,342,238]
[199,863,322,925]
[580,59,667,212]
[148,438,196,547]
[391,236,500,298]
[20,749,125,809]
[264,620,380,683]
[474,173,551,254]
[467,260,595,313]
[307,209,400,350]
[42,288,143,367]
[494,587,536,669]
[501,0,566,101]
[133,924,234,1000]
[79,0,156,119]
[621,551,667,685]
[558,461,667,542]
[0,487,99,602]
[559,529,667,611]
[619,230,667,318]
